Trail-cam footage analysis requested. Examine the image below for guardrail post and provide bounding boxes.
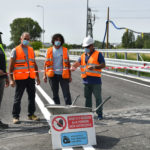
[107,52,109,58]
[103,52,105,58]
[125,52,128,74]
[115,52,117,72]
[137,53,140,77]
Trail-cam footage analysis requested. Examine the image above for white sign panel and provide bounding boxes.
[50,112,96,149]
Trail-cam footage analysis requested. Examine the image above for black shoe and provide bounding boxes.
[0,121,9,129]
[97,114,103,120]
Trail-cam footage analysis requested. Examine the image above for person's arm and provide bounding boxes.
[70,57,81,71]
[5,77,9,87]
[9,57,15,87]
[0,70,5,76]
[43,50,48,83]
[34,61,40,85]
[0,53,6,76]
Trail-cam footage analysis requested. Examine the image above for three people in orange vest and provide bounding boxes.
[70,36,106,120]
[8,32,105,124]
[9,32,40,124]
[44,34,72,105]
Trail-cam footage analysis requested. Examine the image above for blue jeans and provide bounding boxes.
[84,84,103,116]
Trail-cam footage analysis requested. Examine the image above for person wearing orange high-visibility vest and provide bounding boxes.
[71,36,105,120]
[43,33,72,105]
[9,32,40,124]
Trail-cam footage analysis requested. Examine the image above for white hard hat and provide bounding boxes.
[82,36,94,47]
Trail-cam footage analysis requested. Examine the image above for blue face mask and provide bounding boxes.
[54,41,61,47]
[23,40,29,46]
[85,48,90,53]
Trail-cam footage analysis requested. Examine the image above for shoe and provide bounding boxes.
[97,114,103,120]
[0,121,9,129]
[28,115,40,121]
[48,129,51,134]
[13,118,20,124]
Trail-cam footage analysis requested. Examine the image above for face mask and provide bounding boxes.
[85,48,90,53]
[54,41,61,47]
[23,40,29,46]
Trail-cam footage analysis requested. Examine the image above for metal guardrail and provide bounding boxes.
[40,48,150,77]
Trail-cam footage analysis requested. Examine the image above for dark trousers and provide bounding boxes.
[48,75,72,105]
[0,78,5,120]
[84,84,103,116]
[0,78,5,108]
[12,78,36,118]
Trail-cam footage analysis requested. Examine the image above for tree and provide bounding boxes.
[10,18,42,46]
[122,30,135,48]
[135,35,144,48]
[94,40,103,48]
[135,34,150,48]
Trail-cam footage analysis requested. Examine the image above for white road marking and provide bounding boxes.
[61,148,73,150]
[103,73,150,88]
[36,85,55,104]
[35,94,51,125]
[83,146,96,150]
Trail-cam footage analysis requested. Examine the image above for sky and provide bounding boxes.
[1,0,150,46]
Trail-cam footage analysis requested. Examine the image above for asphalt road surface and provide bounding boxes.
[0,58,150,150]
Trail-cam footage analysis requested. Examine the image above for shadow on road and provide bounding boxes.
[94,135,120,149]
[105,117,150,125]
[0,119,49,135]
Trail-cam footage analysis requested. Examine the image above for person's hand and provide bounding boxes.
[10,79,15,87]
[5,78,9,87]
[70,66,76,72]
[0,70,5,76]
[69,77,72,83]
[36,77,40,85]
[87,66,95,70]
[43,75,47,83]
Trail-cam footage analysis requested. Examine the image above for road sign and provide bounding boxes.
[50,112,96,149]
[52,116,67,132]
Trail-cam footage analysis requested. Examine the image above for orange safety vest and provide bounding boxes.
[45,47,70,79]
[13,45,36,80]
[80,50,102,78]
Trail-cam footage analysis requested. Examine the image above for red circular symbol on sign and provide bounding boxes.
[52,116,67,132]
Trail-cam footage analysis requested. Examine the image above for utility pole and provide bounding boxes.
[106,7,109,48]
[37,5,45,48]
[86,0,95,38]
[86,0,89,36]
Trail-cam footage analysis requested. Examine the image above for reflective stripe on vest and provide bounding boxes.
[0,44,7,71]
[13,45,36,80]
[15,59,26,63]
[45,47,70,79]
[80,50,102,78]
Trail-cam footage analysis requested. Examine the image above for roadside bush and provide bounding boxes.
[30,41,42,50]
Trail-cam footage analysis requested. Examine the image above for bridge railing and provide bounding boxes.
[40,48,150,77]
